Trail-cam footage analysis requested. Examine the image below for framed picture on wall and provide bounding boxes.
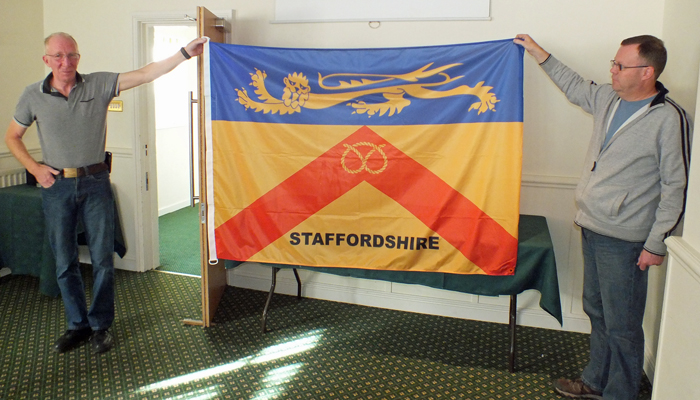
[273,0,491,23]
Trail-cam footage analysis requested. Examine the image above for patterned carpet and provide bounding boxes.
[158,206,200,276]
[0,266,652,399]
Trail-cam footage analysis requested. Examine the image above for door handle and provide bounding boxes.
[189,91,199,207]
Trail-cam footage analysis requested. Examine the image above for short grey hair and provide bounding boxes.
[44,32,79,51]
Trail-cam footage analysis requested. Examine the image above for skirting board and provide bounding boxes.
[227,266,591,333]
[159,199,192,217]
[78,246,138,272]
[644,344,657,385]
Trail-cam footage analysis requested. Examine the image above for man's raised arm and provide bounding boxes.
[117,37,207,92]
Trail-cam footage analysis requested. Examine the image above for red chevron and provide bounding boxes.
[214,126,517,275]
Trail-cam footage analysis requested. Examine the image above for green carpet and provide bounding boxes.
[158,206,201,276]
[0,266,652,399]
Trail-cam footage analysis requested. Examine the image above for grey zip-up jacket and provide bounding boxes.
[540,56,691,256]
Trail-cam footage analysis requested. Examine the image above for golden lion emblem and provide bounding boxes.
[235,63,499,117]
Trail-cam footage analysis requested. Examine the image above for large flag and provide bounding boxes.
[203,39,524,275]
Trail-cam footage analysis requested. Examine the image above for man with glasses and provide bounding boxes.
[514,34,690,399]
[4,32,206,354]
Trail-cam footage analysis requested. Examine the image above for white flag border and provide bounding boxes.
[203,38,219,265]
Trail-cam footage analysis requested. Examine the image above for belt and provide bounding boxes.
[61,162,110,178]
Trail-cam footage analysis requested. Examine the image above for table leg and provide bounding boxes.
[508,294,517,373]
[293,268,302,299]
[261,267,280,333]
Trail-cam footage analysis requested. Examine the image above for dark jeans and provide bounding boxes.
[41,170,115,331]
[580,228,648,400]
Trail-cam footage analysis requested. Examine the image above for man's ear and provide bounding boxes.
[642,66,656,81]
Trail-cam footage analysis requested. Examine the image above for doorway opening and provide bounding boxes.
[151,24,201,276]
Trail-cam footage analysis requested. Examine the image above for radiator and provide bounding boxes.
[0,168,27,188]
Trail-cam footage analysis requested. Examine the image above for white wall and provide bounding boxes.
[0,0,44,171]
[0,0,695,381]
[644,0,700,381]
[650,0,700,391]
[668,1,700,246]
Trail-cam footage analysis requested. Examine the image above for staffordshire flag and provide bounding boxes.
[203,39,524,275]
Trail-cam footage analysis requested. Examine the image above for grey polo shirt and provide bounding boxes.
[13,71,119,169]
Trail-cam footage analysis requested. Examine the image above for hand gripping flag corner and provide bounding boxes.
[204,39,524,276]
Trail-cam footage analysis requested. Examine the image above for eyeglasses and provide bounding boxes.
[610,60,648,71]
[45,53,81,62]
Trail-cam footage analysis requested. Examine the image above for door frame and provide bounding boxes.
[131,10,233,273]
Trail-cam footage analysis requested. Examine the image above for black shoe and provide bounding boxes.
[90,329,114,354]
[54,328,92,353]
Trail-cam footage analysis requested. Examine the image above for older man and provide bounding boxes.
[5,32,206,354]
[514,34,690,399]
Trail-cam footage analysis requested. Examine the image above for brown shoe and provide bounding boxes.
[553,378,602,399]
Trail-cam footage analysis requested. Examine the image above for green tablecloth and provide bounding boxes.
[226,214,562,324]
[0,185,126,297]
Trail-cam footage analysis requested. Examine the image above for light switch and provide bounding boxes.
[108,100,123,112]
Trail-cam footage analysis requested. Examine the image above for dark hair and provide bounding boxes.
[621,35,666,79]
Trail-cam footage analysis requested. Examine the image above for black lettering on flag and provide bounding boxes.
[429,236,439,250]
[360,234,371,247]
[301,232,313,245]
[288,232,440,251]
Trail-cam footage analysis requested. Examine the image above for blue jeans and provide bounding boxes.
[41,170,115,331]
[580,228,648,400]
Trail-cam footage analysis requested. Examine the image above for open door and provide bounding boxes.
[183,6,227,327]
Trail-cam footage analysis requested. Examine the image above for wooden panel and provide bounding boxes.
[651,238,700,398]
[186,6,227,327]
